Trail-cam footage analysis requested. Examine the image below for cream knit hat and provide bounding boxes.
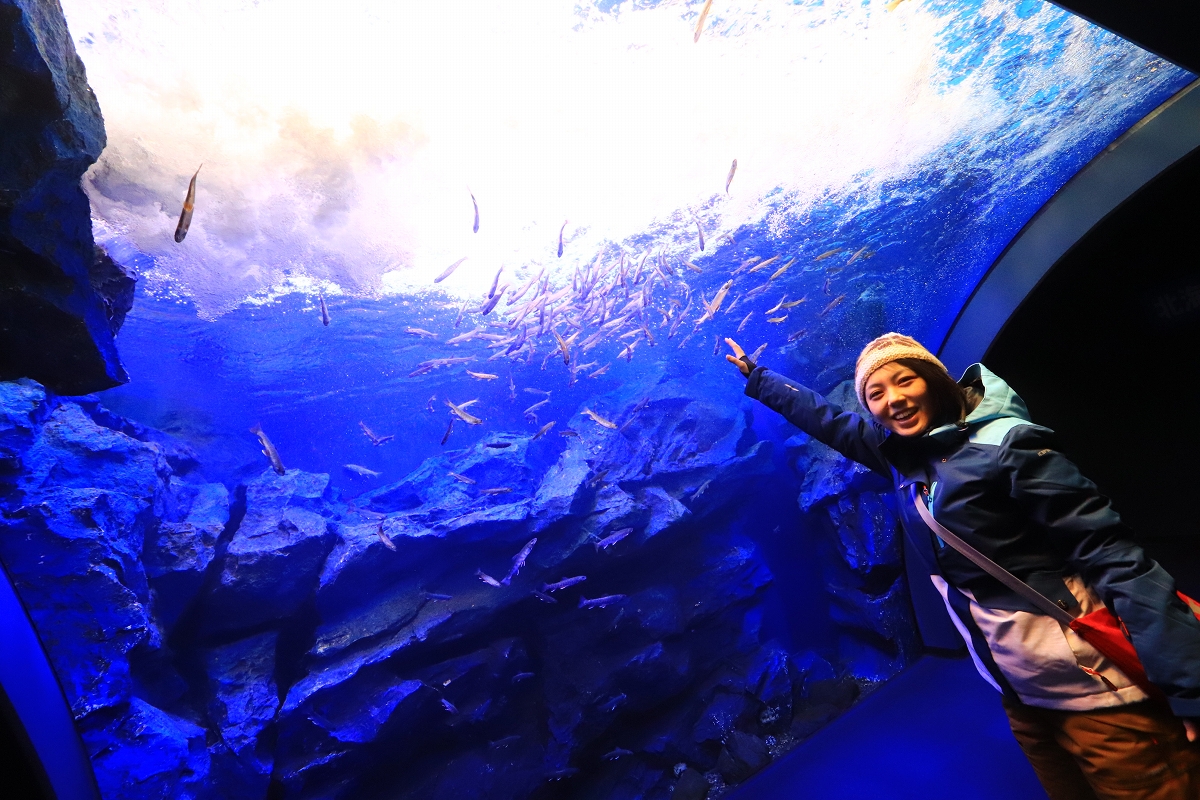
[854,333,949,405]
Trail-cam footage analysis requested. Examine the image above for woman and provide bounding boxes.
[725,332,1200,799]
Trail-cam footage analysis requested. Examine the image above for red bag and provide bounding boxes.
[1070,592,1200,700]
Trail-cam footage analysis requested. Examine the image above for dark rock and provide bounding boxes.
[89,245,137,336]
[805,674,860,711]
[200,469,336,634]
[146,479,228,629]
[79,699,209,800]
[0,0,124,395]
[204,631,279,785]
[674,768,711,800]
[692,691,758,745]
[716,730,771,784]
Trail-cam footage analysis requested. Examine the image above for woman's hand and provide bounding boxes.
[724,338,754,378]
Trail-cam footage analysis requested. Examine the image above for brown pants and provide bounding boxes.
[1002,697,1200,800]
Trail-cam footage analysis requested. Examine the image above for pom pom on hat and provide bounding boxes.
[854,333,949,405]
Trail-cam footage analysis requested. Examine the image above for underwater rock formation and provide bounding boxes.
[0,376,882,799]
[0,0,128,395]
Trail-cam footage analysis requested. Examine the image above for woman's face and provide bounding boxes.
[864,361,932,436]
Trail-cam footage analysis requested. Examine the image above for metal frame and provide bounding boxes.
[937,79,1200,376]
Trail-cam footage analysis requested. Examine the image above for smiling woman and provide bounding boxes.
[730,332,1200,799]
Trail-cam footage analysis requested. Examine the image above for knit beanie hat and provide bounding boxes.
[854,333,949,405]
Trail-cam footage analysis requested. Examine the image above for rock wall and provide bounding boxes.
[0,0,133,395]
[0,378,894,800]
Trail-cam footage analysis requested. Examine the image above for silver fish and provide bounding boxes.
[502,538,537,585]
[435,257,468,283]
[695,215,705,252]
[377,520,397,551]
[725,158,737,194]
[476,569,502,587]
[737,311,753,333]
[579,594,626,609]
[404,327,438,339]
[470,190,479,233]
[343,464,382,478]
[557,220,568,258]
[524,398,550,416]
[449,471,475,484]
[318,291,330,326]
[442,698,458,714]
[479,487,512,496]
[605,748,634,761]
[594,527,632,551]
[532,421,556,440]
[511,673,535,684]
[541,576,586,593]
[488,267,504,299]
[531,589,557,603]
[359,421,395,446]
[173,164,202,243]
[249,424,286,475]
[409,356,475,378]
[446,399,483,425]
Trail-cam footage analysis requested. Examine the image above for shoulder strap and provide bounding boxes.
[910,484,1074,625]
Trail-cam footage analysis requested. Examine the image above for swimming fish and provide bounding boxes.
[318,291,330,326]
[441,698,458,714]
[769,258,795,281]
[847,245,872,265]
[594,527,631,551]
[726,158,737,194]
[409,356,476,378]
[750,342,768,362]
[559,429,580,438]
[524,387,552,396]
[541,576,587,593]
[249,424,286,475]
[502,538,537,585]
[787,327,808,343]
[479,487,512,495]
[823,277,831,295]
[509,374,516,401]
[423,591,453,601]
[818,294,845,317]
[524,398,550,416]
[579,594,626,609]
[479,292,503,316]
[691,480,711,501]
[441,418,455,446]
[477,569,502,587]
[377,520,397,551]
[173,164,201,243]
[359,421,395,446]
[685,261,703,273]
[697,279,734,323]
[747,255,780,274]
[485,442,512,449]
[600,693,627,712]
[470,190,480,233]
[780,297,807,309]
[604,748,634,761]
[554,330,570,365]
[588,363,610,379]
[449,471,475,484]
[434,257,468,283]
[404,327,437,339]
[767,314,788,324]
[766,295,788,315]
[814,247,843,262]
[343,464,382,478]
[582,408,617,430]
[466,369,499,381]
[532,421,556,440]
[511,673,535,684]
[531,590,558,603]
[558,220,568,258]
[695,215,705,252]
[446,399,483,425]
[694,0,714,42]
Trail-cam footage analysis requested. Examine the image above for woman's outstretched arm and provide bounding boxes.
[725,338,890,476]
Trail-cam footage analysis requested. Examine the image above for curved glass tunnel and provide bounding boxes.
[0,1,1195,798]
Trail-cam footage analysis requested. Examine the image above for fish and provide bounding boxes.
[747,254,780,274]
[557,220,568,257]
[318,291,330,326]
[441,418,455,446]
[249,424,286,475]
[531,590,557,604]
[766,295,788,315]
[885,0,907,10]
[847,245,872,265]
[769,258,795,281]
[479,487,512,495]
[449,471,475,484]
[343,464,382,478]
[409,356,475,378]
[488,267,504,299]
[485,442,512,449]
[477,569,503,587]
[524,387,552,396]
[532,421,556,440]
[511,673,535,684]
[509,374,517,401]
[587,469,610,489]
[435,257,468,283]
[359,421,395,446]
[377,520,397,551]
[694,0,714,42]
[726,158,737,194]
[787,327,808,343]
[554,330,570,365]
[579,594,626,609]
[823,277,831,295]
[814,247,843,262]
[446,328,483,345]
[548,768,579,781]
[466,369,500,380]
[423,591,453,601]
[713,335,721,355]
[588,363,610,379]
[697,279,734,323]
[502,538,537,585]
[524,398,550,416]
[695,215,705,252]
[446,399,483,425]
[691,480,711,500]
[559,429,580,438]
[604,748,634,761]
[600,693,627,712]
[507,268,545,306]
[685,261,703,273]
[751,342,768,362]
[454,298,467,328]
[594,527,632,551]
[582,408,618,430]
[479,292,503,316]
[541,576,587,593]
[442,698,458,714]
[818,294,845,317]
[768,314,788,324]
[781,297,807,309]
[173,164,202,243]
[470,190,480,233]
[402,326,440,340]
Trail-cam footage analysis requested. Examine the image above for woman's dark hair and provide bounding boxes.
[893,358,982,428]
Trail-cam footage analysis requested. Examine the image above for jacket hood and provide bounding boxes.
[925,363,1030,439]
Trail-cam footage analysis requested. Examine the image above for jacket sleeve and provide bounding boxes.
[999,424,1200,717]
[744,367,890,477]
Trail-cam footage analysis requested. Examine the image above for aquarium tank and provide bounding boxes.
[0,0,1192,798]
